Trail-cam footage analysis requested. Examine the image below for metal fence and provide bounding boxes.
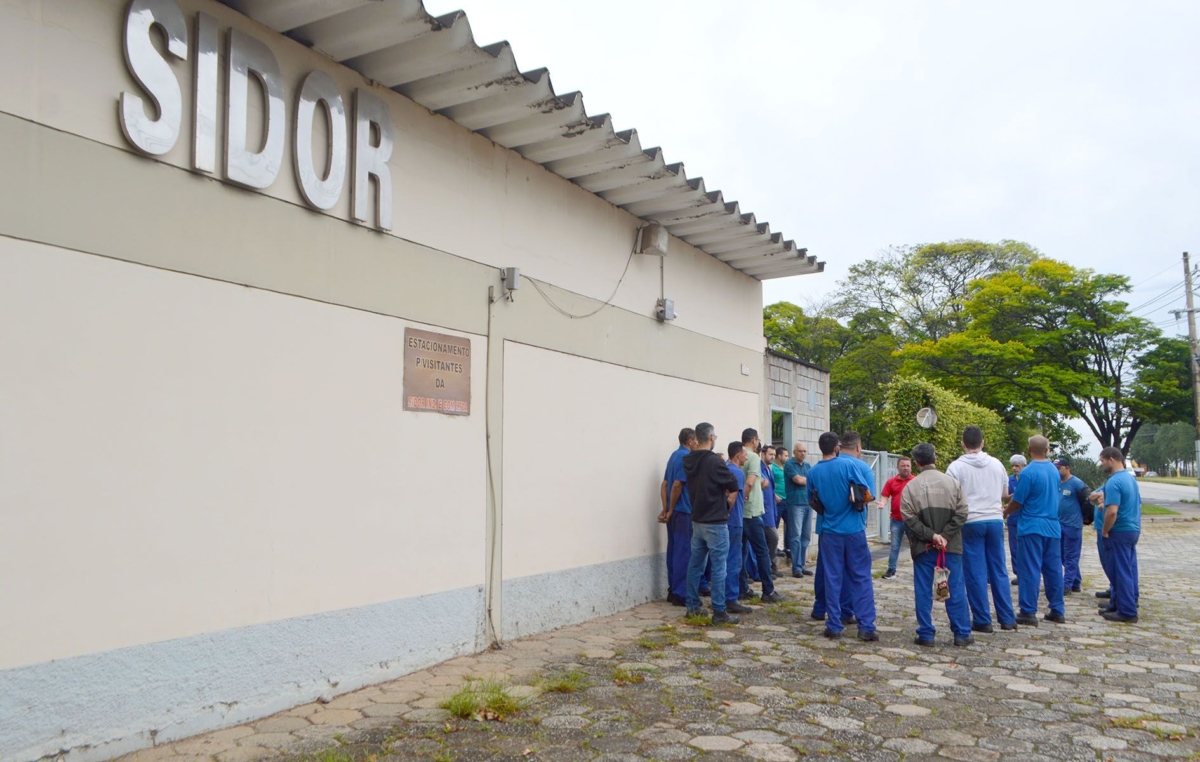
[861,450,901,543]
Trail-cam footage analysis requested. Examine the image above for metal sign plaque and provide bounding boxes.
[403,329,471,415]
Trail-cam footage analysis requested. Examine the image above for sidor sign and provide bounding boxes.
[403,329,471,415]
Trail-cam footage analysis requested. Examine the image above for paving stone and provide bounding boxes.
[883,738,938,754]
[733,730,787,743]
[253,716,310,733]
[542,714,589,729]
[688,735,744,751]
[885,704,932,716]
[400,708,449,722]
[720,701,763,715]
[742,743,798,760]
[816,716,864,730]
[678,641,711,649]
[706,630,736,640]
[1080,735,1129,750]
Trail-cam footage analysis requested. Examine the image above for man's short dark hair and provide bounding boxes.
[840,431,862,450]
[818,432,839,456]
[764,444,776,454]
[1099,446,1125,464]
[728,441,743,458]
[961,425,983,449]
[741,428,758,445]
[897,456,911,465]
[678,427,696,446]
[695,422,714,444]
[911,442,936,467]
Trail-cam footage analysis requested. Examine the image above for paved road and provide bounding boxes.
[119,522,1200,762]
[1139,480,1200,505]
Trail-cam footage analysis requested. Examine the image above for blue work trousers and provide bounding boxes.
[961,520,1015,627]
[811,533,854,619]
[1106,531,1140,618]
[1060,525,1083,590]
[820,531,877,635]
[1096,531,1113,597]
[784,503,813,573]
[725,525,743,604]
[686,522,729,613]
[743,515,775,596]
[913,551,972,640]
[665,511,692,599]
[1006,514,1020,576]
[887,518,906,573]
[1017,533,1065,617]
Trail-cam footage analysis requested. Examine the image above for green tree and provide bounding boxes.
[833,239,1040,341]
[1131,421,1197,475]
[763,302,852,369]
[899,259,1183,455]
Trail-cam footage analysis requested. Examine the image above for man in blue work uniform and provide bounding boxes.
[1054,457,1092,594]
[724,443,754,615]
[681,422,741,624]
[1004,435,1065,627]
[1005,454,1026,585]
[785,443,813,577]
[808,433,855,623]
[1094,447,1141,623]
[807,431,878,641]
[659,428,697,606]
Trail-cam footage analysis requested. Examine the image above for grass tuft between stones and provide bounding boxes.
[438,679,526,721]
[612,667,646,686]
[540,669,590,694]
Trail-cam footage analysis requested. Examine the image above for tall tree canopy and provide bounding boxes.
[899,259,1187,454]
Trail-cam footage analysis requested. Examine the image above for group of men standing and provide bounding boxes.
[660,422,1143,643]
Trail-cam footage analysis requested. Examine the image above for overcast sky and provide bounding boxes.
[442,0,1200,340]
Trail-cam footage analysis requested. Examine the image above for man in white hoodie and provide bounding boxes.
[946,426,1018,633]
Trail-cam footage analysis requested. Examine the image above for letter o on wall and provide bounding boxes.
[293,71,347,211]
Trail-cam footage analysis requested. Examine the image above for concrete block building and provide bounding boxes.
[0,2,823,761]
[763,350,832,452]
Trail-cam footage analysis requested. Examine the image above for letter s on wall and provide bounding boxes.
[119,0,188,156]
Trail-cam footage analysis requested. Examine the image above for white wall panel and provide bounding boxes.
[0,239,486,669]
[502,342,759,579]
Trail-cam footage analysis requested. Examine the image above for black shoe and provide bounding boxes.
[699,588,711,597]
[972,623,994,634]
[953,635,975,647]
[822,628,842,639]
[761,591,784,604]
[1015,613,1039,627]
[913,637,935,647]
[1000,622,1019,631]
[667,593,685,606]
[842,615,858,626]
[711,611,740,625]
[685,608,704,618]
[1010,577,1019,586]
[856,630,879,642]
[1101,611,1138,623]
[1098,606,1116,615]
[1071,586,1082,593]
[1063,588,1073,595]
[738,592,756,602]
[792,571,804,578]
[1095,590,1111,599]
[810,612,826,621]
[726,602,754,614]
[1044,612,1066,624]
[881,569,897,580]
[800,568,813,576]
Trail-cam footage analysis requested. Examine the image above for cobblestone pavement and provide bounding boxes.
[120,521,1200,762]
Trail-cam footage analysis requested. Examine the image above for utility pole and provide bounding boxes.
[1183,252,1200,499]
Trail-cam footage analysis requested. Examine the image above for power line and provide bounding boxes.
[527,233,640,320]
[1130,280,1186,314]
[1129,262,1179,289]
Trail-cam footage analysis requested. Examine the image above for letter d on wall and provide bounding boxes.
[119,0,188,156]
[226,29,285,189]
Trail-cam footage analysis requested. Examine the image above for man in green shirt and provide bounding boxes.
[741,429,783,602]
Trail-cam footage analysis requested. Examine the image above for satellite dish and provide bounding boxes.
[916,407,938,429]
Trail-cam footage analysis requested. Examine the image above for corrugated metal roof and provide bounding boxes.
[222,0,822,280]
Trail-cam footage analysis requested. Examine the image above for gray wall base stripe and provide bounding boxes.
[1,586,485,762]
[502,553,667,641]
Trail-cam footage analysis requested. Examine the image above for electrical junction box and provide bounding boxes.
[655,298,676,321]
[638,223,669,256]
[502,267,521,291]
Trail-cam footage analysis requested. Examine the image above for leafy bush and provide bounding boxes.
[883,376,1005,463]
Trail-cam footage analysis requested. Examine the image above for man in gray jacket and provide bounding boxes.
[900,443,974,647]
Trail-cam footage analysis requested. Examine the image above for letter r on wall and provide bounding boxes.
[352,88,394,231]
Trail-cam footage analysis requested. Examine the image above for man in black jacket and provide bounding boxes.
[900,443,973,647]
[683,422,742,624]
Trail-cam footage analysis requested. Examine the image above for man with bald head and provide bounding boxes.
[1003,435,1066,627]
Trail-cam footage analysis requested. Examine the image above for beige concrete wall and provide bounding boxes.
[0,0,762,352]
[0,236,488,670]
[502,342,760,579]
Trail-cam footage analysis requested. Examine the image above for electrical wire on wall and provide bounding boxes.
[527,226,645,320]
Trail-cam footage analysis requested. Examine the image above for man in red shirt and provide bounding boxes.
[879,457,914,580]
